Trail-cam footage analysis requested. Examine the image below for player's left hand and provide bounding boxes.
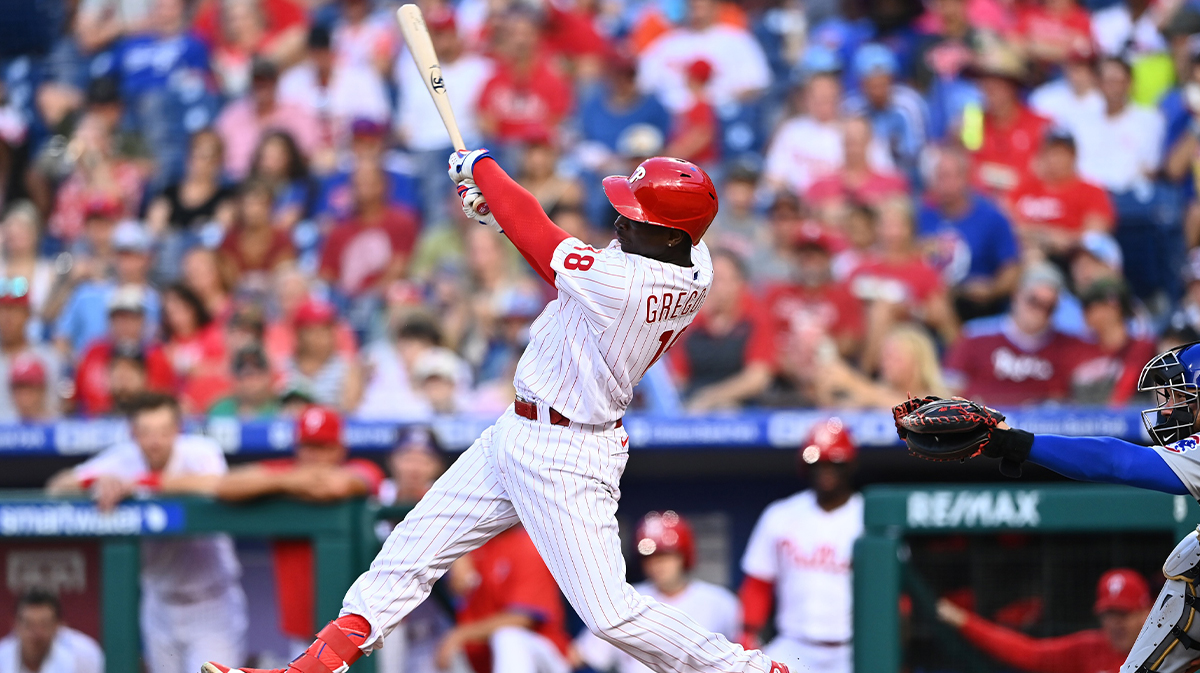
[457,181,501,231]
[447,148,491,184]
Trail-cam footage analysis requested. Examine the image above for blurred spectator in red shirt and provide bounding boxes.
[281,299,362,411]
[219,181,296,291]
[319,163,419,299]
[0,287,61,422]
[1071,279,1157,404]
[1007,128,1114,259]
[193,0,308,95]
[215,58,323,180]
[215,405,382,646]
[806,116,908,219]
[944,263,1086,405]
[636,0,770,114]
[968,48,1050,197]
[477,11,573,146]
[1013,0,1094,69]
[47,86,149,243]
[815,322,953,408]
[763,225,864,403]
[263,268,357,369]
[849,197,958,370]
[161,283,227,413]
[440,526,571,673]
[664,60,720,167]
[9,353,53,422]
[937,568,1151,673]
[672,249,774,412]
[74,286,174,417]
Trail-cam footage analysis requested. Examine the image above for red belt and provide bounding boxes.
[514,398,621,428]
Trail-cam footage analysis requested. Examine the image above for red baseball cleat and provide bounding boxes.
[201,663,283,673]
[770,662,791,673]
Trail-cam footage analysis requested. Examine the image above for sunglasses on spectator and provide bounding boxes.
[0,277,29,298]
[1021,293,1057,313]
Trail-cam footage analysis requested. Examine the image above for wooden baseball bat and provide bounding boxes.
[396,4,467,151]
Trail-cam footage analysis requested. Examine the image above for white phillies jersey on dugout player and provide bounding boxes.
[574,579,741,673]
[741,490,864,642]
[515,236,713,425]
[72,435,242,597]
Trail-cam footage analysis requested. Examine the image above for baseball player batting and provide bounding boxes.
[203,151,790,673]
[895,340,1200,673]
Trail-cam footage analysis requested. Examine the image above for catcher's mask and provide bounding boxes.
[1138,341,1200,445]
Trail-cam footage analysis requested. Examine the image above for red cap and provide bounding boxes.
[1094,569,1151,614]
[685,59,714,84]
[293,299,337,327]
[9,353,45,387]
[602,157,719,242]
[791,223,839,252]
[800,417,858,464]
[635,510,696,569]
[296,405,342,446]
[425,6,456,31]
[84,196,122,220]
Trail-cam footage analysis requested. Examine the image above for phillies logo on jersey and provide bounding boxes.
[778,540,851,574]
[1015,195,1064,222]
[991,347,1053,382]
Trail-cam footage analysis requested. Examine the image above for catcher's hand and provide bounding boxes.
[892,397,1005,462]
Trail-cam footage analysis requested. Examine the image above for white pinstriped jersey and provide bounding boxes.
[514,237,713,424]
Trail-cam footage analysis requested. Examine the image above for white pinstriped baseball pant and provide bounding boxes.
[342,407,776,673]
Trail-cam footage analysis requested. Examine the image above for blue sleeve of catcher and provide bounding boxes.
[1029,434,1189,495]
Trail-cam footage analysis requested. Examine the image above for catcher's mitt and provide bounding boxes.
[892,398,1006,462]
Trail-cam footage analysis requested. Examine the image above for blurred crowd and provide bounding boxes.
[3,0,1200,420]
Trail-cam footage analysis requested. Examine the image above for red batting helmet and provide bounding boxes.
[602,157,719,242]
[800,418,858,465]
[635,510,696,569]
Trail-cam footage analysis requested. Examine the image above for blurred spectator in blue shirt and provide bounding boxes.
[917,144,1020,321]
[54,220,161,359]
[102,0,221,188]
[846,43,929,181]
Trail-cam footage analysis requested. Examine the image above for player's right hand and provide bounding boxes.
[457,181,500,231]
[447,148,491,184]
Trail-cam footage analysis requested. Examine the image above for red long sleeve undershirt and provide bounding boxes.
[957,613,1123,673]
[473,158,570,286]
[738,575,775,633]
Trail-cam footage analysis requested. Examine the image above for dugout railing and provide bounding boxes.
[854,484,1200,673]
[0,492,415,673]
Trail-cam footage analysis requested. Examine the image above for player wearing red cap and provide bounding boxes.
[936,568,1153,673]
[739,418,863,673]
[203,152,790,673]
[575,511,742,673]
[214,406,383,652]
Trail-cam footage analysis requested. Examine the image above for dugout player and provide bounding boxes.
[899,339,1200,673]
[935,568,1152,673]
[213,406,383,654]
[574,511,741,673]
[439,525,570,673]
[46,392,246,673]
[0,589,103,673]
[739,418,863,673]
[203,150,791,673]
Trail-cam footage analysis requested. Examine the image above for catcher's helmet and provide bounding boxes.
[800,418,858,464]
[602,157,719,243]
[635,510,696,569]
[1138,340,1200,445]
